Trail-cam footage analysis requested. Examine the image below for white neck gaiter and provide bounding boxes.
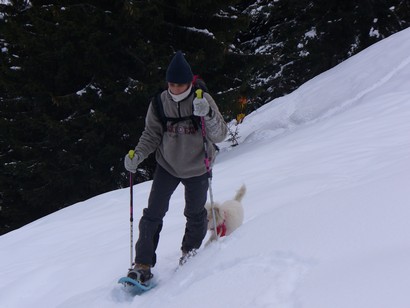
[168,84,192,102]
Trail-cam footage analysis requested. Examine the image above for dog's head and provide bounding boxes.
[205,203,225,230]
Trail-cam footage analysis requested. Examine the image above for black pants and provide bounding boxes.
[135,164,209,267]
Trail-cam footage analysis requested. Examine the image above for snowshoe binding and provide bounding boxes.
[118,264,155,295]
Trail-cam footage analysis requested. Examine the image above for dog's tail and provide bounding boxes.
[234,184,246,202]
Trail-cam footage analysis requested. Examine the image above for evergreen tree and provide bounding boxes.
[0,1,158,234]
[236,0,410,108]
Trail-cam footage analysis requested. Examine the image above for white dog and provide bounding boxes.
[205,185,246,245]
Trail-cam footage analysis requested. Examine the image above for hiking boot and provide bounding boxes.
[127,263,153,284]
[179,249,197,266]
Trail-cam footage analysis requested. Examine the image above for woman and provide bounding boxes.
[124,51,227,283]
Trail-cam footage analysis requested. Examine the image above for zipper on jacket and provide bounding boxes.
[177,101,182,118]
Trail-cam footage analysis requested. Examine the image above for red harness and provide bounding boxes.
[216,221,227,237]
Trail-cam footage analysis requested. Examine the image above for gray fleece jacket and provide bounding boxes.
[134,89,228,178]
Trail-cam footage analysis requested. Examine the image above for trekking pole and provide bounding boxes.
[196,89,218,240]
[128,150,135,269]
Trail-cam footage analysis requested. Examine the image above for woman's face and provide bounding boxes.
[168,82,190,95]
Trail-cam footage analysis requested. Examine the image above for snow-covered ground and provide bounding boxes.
[1,27,410,308]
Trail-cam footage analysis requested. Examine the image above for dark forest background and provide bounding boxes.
[1,0,409,235]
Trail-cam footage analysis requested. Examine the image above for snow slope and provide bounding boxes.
[1,27,410,308]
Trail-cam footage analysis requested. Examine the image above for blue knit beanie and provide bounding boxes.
[166,51,193,84]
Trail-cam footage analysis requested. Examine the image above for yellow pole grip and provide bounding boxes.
[195,89,203,99]
[128,150,135,159]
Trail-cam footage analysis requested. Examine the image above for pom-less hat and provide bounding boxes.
[166,51,193,84]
